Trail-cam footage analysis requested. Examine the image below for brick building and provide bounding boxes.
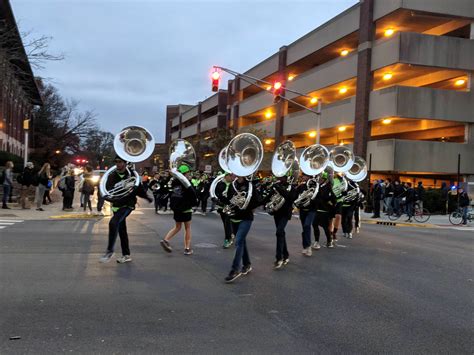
[0,0,42,160]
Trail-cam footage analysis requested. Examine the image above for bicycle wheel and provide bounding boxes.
[388,213,401,221]
[449,211,463,225]
[414,208,430,223]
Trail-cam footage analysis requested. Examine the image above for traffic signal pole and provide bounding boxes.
[213,66,322,144]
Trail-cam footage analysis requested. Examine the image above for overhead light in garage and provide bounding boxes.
[265,139,273,145]
[384,28,395,37]
[340,49,350,56]
[455,79,466,86]
[288,74,296,81]
[383,72,393,81]
[382,118,392,125]
[265,110,273,119]
[310,97,318,104]
[308,131,317,138]
[339,86,348,94]
[338,126,347,132]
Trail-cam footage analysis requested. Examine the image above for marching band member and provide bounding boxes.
[270,174,297,269]
[160,165,198,255]
[148,172,161,214]
[214,173,235,248]
[224,176,262,283]
[295,174,317,257]
[100,156,152,264]
[312,171,336,249]
[329,170,346,242]
[341,178,359,239]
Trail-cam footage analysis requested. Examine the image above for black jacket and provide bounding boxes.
[105,168,149,209]
[459,192,470,208]
[214,179,231,210]
[21,167,35,186]
[315,181,337,212]
[169,178,198,212]
[272,182,297,220]
[225,179,262,221]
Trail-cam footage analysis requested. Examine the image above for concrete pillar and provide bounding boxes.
[353,0,375,160]
[217,90,228,129]
[274,46,288,145]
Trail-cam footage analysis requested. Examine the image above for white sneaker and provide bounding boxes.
[348,233,353,239]
[355,227,360,233]
[304,247,312,257]
[312,242,321,250]
[99,252,114,263]
[301,248,307,254]
[116,255,132,263]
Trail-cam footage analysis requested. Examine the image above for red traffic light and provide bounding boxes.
[211,70,220,92]
[273,81,283,103]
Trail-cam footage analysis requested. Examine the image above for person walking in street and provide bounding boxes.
[100,156,152,264]
[458,187,471,225]
[1,161,14,209]
[160,165,198,255]
[199,174,211,214]
[329,170,346,241]
[296,174,317,257]
[312,172,336,249]
[149,173,162,213]
[214,173,234,248]
[269,174,297,270]
[223,176,262,283]
[18,162,35,209]
[35,163,51,211]
[440,182,449,215]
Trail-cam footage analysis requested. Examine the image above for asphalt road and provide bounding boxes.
[1,207,473,354]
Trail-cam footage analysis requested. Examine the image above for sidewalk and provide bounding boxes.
[360,211,470,229]
[0,189,111,221]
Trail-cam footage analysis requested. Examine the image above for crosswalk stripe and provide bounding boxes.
[0,219,24,223]
[0,222,15,225]
[0,226,6,229]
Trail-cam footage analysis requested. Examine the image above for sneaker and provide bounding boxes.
[312,242,321,250]
[283,258,290,266]
[343,233,348,238]
[348,233,353,239]
[355,227,360,233]
[274,260,284,270]
[333,235,338,241]
[241,265,252,275]
[184,248,193,255]
[160,239,172,253]
[304,247,312,256]
[223,239,232,249]
[225,270,242,283]
[405,219,412,222]
[327,242,334,249]
[116,255,132,263]
[99,252,114,263]
[36,208,44,211]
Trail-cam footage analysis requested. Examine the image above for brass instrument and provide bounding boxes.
[210,147,231,201]
[293,144,329,209]
[264,140,298,214]
[222,133,263,216]
[99,126,155,201]
[169,139,196,188]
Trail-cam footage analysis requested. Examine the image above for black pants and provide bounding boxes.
[83,192,92,211]
[274,214,289,261]
[341,205,355,233]
[354,206,360,229]
[219,210,232,241]
[312,210,332,244]
[373,198,380,217]
[153,193,161,211]
[160,195,169,211]
[43,190,52,204]
[201,195,209,213]
[63,190,74,209]
[107,207,132,256]
[97,194,105,212]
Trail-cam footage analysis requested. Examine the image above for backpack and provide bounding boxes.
[58,176,67,191]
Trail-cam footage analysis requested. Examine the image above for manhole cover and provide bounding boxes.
[194,242,218,248]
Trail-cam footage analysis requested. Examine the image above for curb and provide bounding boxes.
[362,218,438,229]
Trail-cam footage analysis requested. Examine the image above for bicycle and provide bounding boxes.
[449,208,473,225]
[388,203,430,223]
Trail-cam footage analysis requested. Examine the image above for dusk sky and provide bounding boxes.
[12,0,357,143]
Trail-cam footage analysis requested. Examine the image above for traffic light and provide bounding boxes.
[273,81,282,103]
[211,70,220,92]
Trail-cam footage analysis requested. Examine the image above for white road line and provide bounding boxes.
[0,222,15,225]
[0,219,24,223]
[0,226,6,229]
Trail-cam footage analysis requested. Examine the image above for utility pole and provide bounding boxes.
[23,118,30,166]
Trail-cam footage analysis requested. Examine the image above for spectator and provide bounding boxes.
[371,180,383,218]
[35,163,51,211]
[62,169,76,211]
[82,166,94,212]
[384,179,393,215]
[440,182,449,214]
[458,188,471,225]
[393,180,404,215]
[404,182,416,222]
[19,162,35,209]
[141,172,149,192]
[416,181,425,210]
[1,161,14,209]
